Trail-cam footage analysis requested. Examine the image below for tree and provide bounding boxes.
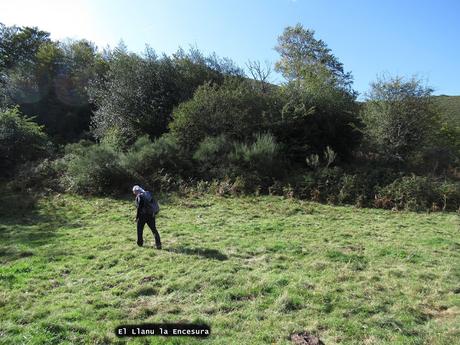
[0,23,50,71]
[271,24,361,164]
[274,23,354,93]
[361,75,438,162]
[89,46,244,146]
[246,60,272,93]
[1,23,107,142]
[0,23,51,106]
[89,47,183,146]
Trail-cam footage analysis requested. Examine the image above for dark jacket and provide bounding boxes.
[135,193,149,219]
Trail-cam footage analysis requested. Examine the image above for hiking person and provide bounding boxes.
[132,185,161,249]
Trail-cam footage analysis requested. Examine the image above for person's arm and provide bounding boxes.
[136,195,143,220]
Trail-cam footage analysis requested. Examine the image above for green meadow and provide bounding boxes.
[0,193,459,344]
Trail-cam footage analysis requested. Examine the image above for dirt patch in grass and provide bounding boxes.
[431,306,460,321]
[291,332,324,345]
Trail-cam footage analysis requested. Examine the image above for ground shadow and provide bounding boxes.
[0,191,84,263]
[166,246,228,261]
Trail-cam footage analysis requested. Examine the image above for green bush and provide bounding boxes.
[170,78,276,151]
[120,134,189,191]
[7,158,65,193]
[338,174,364,205]
[377,175,442,211]
[60,136,191,195]
[0,107,49,177]
[229,133,282,184]
[63,142,128,195]
[121,134,186,175]
[436,181,460,211]
[273,80,362,164]
[299,167,344,203]
[191,133,281,191]
[193,135,232,179]
[294,166,401,207]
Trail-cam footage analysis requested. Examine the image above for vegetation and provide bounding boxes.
[1,21,459,210]
[0,107,50,176]
[1,18,459,345]
[360,76,439,163]
[1,24,106,142]
[169,78,272,151]
[434,95,460,126]
[1,192,459,344]
[274,24,354,93]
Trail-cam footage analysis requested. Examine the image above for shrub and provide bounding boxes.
[191,132,282,190]
[229,176,246,196]
[170,78,276,151]
[7,158,65,193]
[229,133,282,185]
[295,166,398,206]
[305,153,320,169]
[338,174,364,205]
[360,75,438,162]
[121,134,187,181]
[193,135,232,179]
[418,147,457,175]
[149,134,188,173]
[377,175,441,211]
[437,181,460,211]
[295,168,340,202]
[274,80,362,165]
[0,107,49,177]
[269,180,285,196]
[63,142,128,195]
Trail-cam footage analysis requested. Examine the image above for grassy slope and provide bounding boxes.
[0,193,459,345]
[434,95,460,128]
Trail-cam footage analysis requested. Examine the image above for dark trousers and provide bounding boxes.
[137,215,161,248]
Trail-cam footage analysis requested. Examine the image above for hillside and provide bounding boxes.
[434,95,460,127]
[1,193,459,344]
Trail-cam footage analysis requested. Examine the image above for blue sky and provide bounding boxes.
[1,0,459,96]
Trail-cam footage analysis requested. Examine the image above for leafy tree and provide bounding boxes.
[1,23,106,142]
[89,46,243,146]
[0,23,51,106]
[361,75,439,162]
[0,107,49,176]
[0,23,50,71]
[274,23,353,93]
[89,47,180,145]
[23,39,106,141]
[271,24,361,165]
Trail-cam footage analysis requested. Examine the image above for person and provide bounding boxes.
[132,185,162,249]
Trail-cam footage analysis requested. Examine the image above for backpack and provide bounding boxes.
[141,191,160,216]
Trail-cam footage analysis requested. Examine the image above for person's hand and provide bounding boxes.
[134,217,138,223]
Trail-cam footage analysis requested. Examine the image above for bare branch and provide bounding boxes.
[246,59,272,92]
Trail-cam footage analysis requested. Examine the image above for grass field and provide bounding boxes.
[0,192,459,344]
